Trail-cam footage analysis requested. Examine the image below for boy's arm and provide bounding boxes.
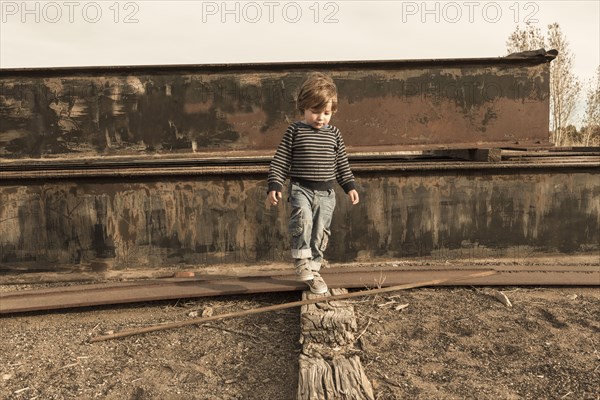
[267,125,295,195]
[334,129,357,195]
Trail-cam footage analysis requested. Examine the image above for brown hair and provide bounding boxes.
[296,72,338,114]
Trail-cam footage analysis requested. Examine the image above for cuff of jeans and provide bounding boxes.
[291,249,312,259]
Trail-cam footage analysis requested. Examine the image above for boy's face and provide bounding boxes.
[303,100,334,129]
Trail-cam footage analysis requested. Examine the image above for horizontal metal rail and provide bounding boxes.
[0,52,555,77]
[1,265,597,314]
[1,154,598,181]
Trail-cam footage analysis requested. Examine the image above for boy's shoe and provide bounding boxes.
[305,272,328,295]
[295,260,314,281]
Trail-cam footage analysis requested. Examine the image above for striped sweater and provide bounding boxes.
[267,122,356,194]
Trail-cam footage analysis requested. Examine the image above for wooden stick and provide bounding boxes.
[89,270,495,343]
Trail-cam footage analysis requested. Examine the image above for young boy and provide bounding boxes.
[266,72,360,294]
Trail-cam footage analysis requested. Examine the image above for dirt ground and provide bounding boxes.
[1,283,599,400]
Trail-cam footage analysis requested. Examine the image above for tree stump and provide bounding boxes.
[297,289,374,400]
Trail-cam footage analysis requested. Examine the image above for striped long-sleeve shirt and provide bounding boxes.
[267,122,356,194]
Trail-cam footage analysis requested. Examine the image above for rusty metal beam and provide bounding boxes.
[1,158,598,273]
[1,265,597,315]
[1,53,553,161]
[0,51,556,76]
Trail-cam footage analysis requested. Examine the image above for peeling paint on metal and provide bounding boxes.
[1,61,550,159]
[1,169,597,272]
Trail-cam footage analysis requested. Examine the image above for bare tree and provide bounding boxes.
[546,23,581,146]
[506,23,581,146]
[581,66,600,146]
[506,23,546,54]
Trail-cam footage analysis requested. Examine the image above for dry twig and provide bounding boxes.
[90,271,495,343]
[355,317,373,343]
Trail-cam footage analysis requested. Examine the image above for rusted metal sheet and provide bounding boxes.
[0,54,553,160]
[0,163,598,273]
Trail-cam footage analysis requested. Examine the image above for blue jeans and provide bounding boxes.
[288,182,336,271]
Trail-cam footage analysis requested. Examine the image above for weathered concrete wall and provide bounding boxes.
[1,167,597,273]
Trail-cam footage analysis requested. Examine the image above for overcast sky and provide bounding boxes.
[1,1,598,123]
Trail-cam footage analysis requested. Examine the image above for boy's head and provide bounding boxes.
[296,73,338,114]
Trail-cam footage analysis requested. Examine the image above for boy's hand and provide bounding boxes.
[348,189,359,205]
[267,190,282,206]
